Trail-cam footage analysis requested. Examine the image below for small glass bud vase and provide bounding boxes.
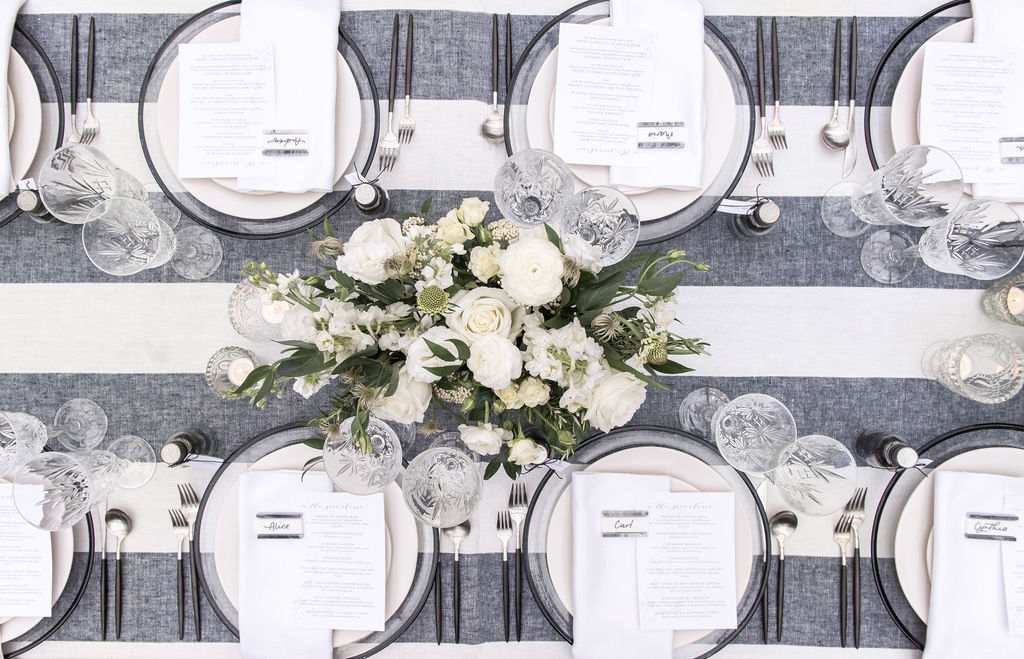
[922,333,1024,404]
[982,272,1024,327]
[205,346,259,398]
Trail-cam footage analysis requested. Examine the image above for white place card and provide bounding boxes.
[920,42,1021,185]
[177,42,275,179]
[552,22,654,166]
[293,493,386,632]
[635,492,736,631]
[1001,495,1024,635]
[0,483,52,618]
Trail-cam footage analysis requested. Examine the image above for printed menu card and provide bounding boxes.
[0,482,52,618]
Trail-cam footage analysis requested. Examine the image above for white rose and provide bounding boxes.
[499,236,565,306]
[584,370,647,432]
[280,304,316,343]
[445,287,523,345]
[457,197,490,226]
[436,211,473,245]
[374,367,432,424]
[467,335,523,390]
[337,218,408,284]
[458,422,511,456]
[561,233,603,274]
[508,437,548,466]
[469,244,502,282]
[517,377,550,408]
[406,326,462,383]
[495,383,521,409]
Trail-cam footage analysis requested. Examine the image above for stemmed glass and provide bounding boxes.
[37,144,147,224]
[402,440,482,528]
[493,149,574,228]
[9,452,99,531]
[710,393,798,475]
[0,411,48,478]
[81,197,170,276]
[678,387,730,437]
[49,398,108,451]
[560,185,640,266]
[170,225,223,281]
[105,435,157,489]
[922,333,1024,404]
[322,417,403,495]
[768,434,857,516]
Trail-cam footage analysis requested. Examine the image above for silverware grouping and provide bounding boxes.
[380,13,416,172]
[67,16,99,145]
[822,16,859,179]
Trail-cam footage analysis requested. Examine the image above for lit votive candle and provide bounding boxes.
[260,300,289,324]
[959,354,974,380]
[1007,287,1024,317]
[227,357,255,387]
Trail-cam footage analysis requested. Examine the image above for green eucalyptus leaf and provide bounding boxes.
[484,457,502,480]
[605,354,668,390]
[421,195,433,216]
[646,360,694,375]
[231,364,273,396]
[575,272,623,313]
[303,437,326,450]
[449,339,471,362]
[383,363,401,398]
[503,460,520,479]
[544,223,563,251]
[424,364,461,378]
[323,218,334,238]
[276,350,327,378]
[423,338,457,363]
[637,273,683,298]
[543,315,571,329]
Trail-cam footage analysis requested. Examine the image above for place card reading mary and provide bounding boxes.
[635,492,736,631]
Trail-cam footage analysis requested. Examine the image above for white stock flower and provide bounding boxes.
[584,370,647,432]
[469,244,502,282]
[445,287,523,345]
[508,437,548,466]
[292,371,331,399]
[499,236,565,306]
[458,422,511,456]
[436,210,473,245]
[374,367,432,424]
[337,218,408,284]
[457,197,490,226]
[280,304,316,343]
[406,326,462,383]
[561,233,603,274]
[415,256,455,292]
[467,335,523,390]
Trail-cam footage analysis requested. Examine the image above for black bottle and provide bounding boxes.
[728,199,780,238]
[855,430,918,470]
[161,427,216,467]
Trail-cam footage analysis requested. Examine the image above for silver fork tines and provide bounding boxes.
[768,103,787,150]
[833,513,852,561]
[844,487,867,549]
[169,509,188,558]
[379,112,400,173]
[752,116,775,178]
[508,482,527,544]
[177,483,200,540]
[496,510,512,557]
[398,98,415,144]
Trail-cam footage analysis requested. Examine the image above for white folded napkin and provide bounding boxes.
[238,470,333,659]
[922,471,1024,659]
[571,472,672,659]
[971,0,1024,201]
[0,0,25,197]
[238,0,340,193]
[608,0,704,190]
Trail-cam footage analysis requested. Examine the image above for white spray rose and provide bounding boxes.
[561,233,604,274]
[336,218,408,284]
[499,236,565,306]
[406,326,462,383]
[436,210,473,245]
[374,367,432,424]
[469,244,502,282]
[445,287,523,344]
[584,370,647,432]
[457,197,490,226]
[516,377,551,408]
[458,422,511,456]
[508,437,548,466]
[467,335,523,390]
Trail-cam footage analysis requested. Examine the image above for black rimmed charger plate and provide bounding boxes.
[503,0,754,245]
[138,1,379,240]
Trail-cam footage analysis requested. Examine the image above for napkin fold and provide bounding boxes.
[0,0,25,197]
[922,471,1024,659]
[238,0,340,193]
[571,472,672,659]
[238,470,333,659]
[608,0,704,190]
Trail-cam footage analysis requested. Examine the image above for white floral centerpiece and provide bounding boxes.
[236,197,709,479]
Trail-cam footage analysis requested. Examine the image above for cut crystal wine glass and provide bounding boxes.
[171,225,223,281]
[9,452,97,531]
[37,144,147,224]
[402,445,482,528]
[561,186,640,266]
[493,149,574,228]
[768,434,857,516]
[106,435,157,489]
[917,200,1024,280]
[323,417,403,495]
[710,393,798,475]
[922,333,1024,404]
[81,197,166,276]
[678,387,730,437]
[50,398,108,451]
[0,411,47,478]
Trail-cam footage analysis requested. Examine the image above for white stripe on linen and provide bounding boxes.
[0,284,1019,376]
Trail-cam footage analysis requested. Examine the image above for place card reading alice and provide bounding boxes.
[635,492,736,631]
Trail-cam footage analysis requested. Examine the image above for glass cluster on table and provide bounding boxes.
[36,144,222,279]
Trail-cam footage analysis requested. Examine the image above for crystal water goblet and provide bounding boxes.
[171,225,223,280]
[37,144,147,224]
[50,398,108,451]
[323,417,403,495]
[81,197,166,276]
[982,272,1024,327]
[9,452,98,531]
[710,393,798,475]
[106,435,157,489]
[922,333,1024,404]
[493,149,574,228]
[678,387,730,437]
[0,411,47,478]
[402,445,482,528]
[768,434,857,516]
[560,185,640,266]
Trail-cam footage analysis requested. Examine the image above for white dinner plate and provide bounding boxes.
[0,523,74,641]
[893,446,1024,623]
[545,446,754,648]
[212,443,418,648]
[155,15,362,219]
[9,47,42,181]
[526,19,735,222]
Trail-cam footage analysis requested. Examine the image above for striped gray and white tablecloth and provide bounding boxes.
[0,0,1016,657]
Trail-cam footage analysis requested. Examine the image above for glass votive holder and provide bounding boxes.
[982,272,1024,327]
[205,346,259,398]
[228,282,284,342]
[922,333,1024,404]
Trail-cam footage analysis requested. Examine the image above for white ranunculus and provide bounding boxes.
[469,244,502,282]
[458,422,511,456]
[499,236,565,306]
[467,335,523,390]
[336,218,407,284]
[436,210,473,245]
[457,197,490,226]
[406,326,462,383]
[561,233,604,274]
[280,304,316,343]
[374,367,432,424]
[508,437,548,466]
[446,287,523,345]
[517,377,551,408]
[584,370,647,432]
